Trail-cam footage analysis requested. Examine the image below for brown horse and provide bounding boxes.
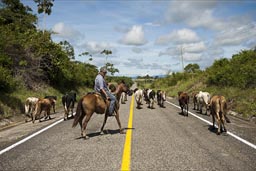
[72,81,131,139]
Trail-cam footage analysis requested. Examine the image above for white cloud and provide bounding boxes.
[214,23,256,46]
[120,25,147,46]
[183,42,206,53]
[156,28,200,45]
[52,22,83,42]
[79,41,114,55]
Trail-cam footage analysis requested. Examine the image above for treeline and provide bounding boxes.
[151,49,256,89]
[0,0,133,118]
[148,49,256,119]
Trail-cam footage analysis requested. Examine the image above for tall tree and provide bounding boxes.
[101,49,112,64]
[34,0,54,33]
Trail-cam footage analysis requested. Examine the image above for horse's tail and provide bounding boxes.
[25,99,30,114]
[72,98,83,128]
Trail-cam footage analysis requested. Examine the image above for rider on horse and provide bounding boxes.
[94,67,116,116]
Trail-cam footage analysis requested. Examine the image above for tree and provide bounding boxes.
[101,49,112,63]
[34,0,54,33]
[184,63,200,73]
[59,40,74,59]
[105,62,119,76]
[79,51,93,62]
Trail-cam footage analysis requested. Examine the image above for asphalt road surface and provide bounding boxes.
[0,95,255,170]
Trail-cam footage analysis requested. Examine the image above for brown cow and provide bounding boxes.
[32,98,54,123]
[209,95,229,135]
[178,91,189,116]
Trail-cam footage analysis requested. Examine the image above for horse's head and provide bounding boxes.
[118,81,133,96]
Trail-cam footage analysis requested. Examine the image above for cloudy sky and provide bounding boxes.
[21,0,256,77]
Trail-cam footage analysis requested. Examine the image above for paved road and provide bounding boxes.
[0,95,255,170]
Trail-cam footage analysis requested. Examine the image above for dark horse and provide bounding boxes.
[62,92,76,120]
[72,81,131,139]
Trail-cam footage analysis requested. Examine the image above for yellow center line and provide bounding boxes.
[121,95,134,171]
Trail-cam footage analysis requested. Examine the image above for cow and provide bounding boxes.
[209,95,230,135]
[197,91,211,115]
[157,90,166,108]
[32,98,53,123]
[121,92,126,104]
[143,89,156,109]
[24,97,39,122]
[134,88,144,109]
[191,92,199,110]
[178,91,189,116]
[44,96,57,113]
[62,92,76,120]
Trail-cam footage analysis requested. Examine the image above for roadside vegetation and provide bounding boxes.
[137,49,256,121]
[0,0,133,121]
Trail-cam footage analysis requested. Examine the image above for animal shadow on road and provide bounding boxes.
[178,112,188,117]
[207,125,228,136]
[75,128,135,140]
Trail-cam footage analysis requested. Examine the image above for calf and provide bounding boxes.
[32,98,52,123]
[178,91,189,116]
[209,95,229,135]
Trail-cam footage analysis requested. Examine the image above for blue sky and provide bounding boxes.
[21,0,256,77]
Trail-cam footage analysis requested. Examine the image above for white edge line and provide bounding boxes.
[0,119,64,155]
[166,101,256,150]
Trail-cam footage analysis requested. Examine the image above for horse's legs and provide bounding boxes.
[81,113,92,139]
[100,113,108,134]
[115,110,125,134]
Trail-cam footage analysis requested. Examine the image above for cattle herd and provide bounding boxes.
[24,88,230,135]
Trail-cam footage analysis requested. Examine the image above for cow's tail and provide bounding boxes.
[72,98,83,128]
[25,99,29,114]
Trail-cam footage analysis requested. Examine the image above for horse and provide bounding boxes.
[72,81,131,139]
[178,91,189,116]
[32,98,53,123]
[157,90,166,108]
[134,88,143,109]
[24,97,39,122]
[209,95,228,135]
[45,96,57,113]
[62,92,76,120]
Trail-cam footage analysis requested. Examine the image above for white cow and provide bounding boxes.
[196,91,211,115]
[134,88,143,109]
